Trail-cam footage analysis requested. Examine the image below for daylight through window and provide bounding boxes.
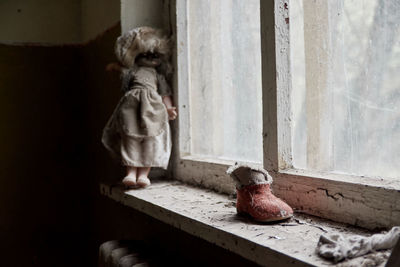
[290,0,400,179]
[181,0,263,164]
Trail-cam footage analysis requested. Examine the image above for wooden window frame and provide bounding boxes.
[171,0,400,230]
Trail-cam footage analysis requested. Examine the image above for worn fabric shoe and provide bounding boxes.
[227,164,293,222]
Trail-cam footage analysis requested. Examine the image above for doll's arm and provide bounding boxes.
[157,73,177,120]
[163,96,177,121]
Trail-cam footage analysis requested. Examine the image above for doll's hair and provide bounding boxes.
[156,59,173,82]
[115,26,172,71]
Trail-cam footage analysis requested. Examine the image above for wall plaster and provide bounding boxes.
[121,0,170,34]
[0,0,120,45]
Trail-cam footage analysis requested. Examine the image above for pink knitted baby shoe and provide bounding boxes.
[227,164,293,222]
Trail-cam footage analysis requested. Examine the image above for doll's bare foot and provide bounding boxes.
[123,166,137,188]
[122,176,137,188]
[137,167,151,188]
[137,176,151,187]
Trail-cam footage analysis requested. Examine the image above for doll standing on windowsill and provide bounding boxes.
[102,27,177,188]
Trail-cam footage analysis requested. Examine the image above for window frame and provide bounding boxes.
[172,0,244,194]
[171,0,400,230]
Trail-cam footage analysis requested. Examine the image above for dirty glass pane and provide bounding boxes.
[291,0,400,179]
[185,0,262,163]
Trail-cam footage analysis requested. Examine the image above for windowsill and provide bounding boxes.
[281,168,400,190]
[180,155,262,167]
[272,169,400,230]
[100,179,391,267]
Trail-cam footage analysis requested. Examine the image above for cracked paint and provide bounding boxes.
[100,180,394,267]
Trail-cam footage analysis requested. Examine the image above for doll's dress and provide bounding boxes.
[102,66,172,169]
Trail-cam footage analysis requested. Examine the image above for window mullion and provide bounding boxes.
[260,0,293,172]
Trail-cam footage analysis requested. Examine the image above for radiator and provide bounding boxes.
[99,240,151,267]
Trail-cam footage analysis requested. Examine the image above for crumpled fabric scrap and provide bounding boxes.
[317,226,400,262]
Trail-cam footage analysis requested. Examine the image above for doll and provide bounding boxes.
[102,27,177,188]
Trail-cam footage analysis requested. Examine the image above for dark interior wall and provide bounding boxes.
[0,23,257,267]
[81,24,123,186]
[0,43,92,266]
[0,23,124,266]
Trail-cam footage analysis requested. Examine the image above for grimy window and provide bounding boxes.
[173,0,400,230]
[174,0,262,193]
[178,0,262,164]
[290,0,400,180]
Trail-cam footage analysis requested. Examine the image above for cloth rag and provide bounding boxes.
[317,226,400,262]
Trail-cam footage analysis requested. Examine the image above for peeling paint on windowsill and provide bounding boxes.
[100,179,392,267]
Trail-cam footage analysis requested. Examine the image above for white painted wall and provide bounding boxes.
[0,0,120,44]
[0,0,171,44]
[0,0,81,44]
[121,0,169,33]
[81,0,120,42]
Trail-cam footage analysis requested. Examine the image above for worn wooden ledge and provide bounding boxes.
[273,169,400,230]
[100,180,391,267]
